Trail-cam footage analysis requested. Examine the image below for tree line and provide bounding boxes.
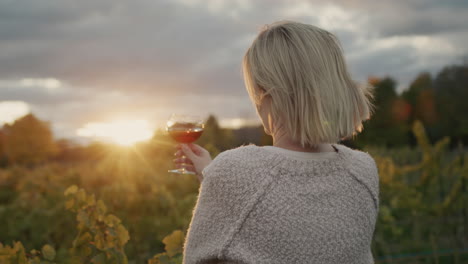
[353,63,468,149]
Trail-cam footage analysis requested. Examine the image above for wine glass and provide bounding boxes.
[166,114,204,174]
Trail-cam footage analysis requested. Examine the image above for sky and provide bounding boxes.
[0,0,467,142]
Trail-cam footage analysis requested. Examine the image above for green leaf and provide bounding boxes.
[149,253,172,264]
[171,253,183,264]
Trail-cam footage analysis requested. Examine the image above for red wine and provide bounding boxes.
[167,122,203,143]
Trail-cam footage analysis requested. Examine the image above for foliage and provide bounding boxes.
[0,138,198,263]
[0,242,56,264]
[64,185,129,263]
[147,230,184,264]
[0,182,186,264]
[197,115,235,153]
[356,77,410,148]
[433,64,468,144]
[401,72,437,127]
[2,114,57,166]
[354,64,468,148]
[369,120,468,262]
[1,118,466,263]
[1,60,468,262]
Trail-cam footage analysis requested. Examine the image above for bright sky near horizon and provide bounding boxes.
[0,0,467,142]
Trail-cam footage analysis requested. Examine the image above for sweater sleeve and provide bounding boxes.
[182,149,273,264]
[347,151,380,212]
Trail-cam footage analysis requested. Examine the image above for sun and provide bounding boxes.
[77,119,153,146]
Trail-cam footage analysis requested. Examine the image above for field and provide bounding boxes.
[0,121,467,264]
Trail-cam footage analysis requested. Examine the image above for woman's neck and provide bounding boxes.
[272,129,335,153]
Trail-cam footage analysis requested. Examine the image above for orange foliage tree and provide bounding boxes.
[3,114,57,166]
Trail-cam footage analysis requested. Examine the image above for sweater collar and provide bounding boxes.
[261,144,341,161]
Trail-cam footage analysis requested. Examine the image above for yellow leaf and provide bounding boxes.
[104,214,121,227]
[66,199,75,209]
[41,244,56,261]
[13,242,27,264]
[87,194,96,206]
[76,189,86,202]
[64,185,78,196]
[162,230,184,257]
[74,232,92,247]
[117,225,130,246]
[97,200,107,215]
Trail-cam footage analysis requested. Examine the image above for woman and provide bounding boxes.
[175,21,379,264]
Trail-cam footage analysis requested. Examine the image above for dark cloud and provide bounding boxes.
[372,5,468,37]
[0,0,251,96]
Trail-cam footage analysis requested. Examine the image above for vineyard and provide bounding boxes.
[0,120,467,263]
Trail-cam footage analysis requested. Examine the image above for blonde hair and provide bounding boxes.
[242,21,375,147]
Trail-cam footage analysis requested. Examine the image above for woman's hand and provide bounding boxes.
[174,143,212,182]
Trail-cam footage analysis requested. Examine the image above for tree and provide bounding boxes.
[402,73,438,126]
[433,64,468,145]
[3,113,57,166]
[197,115,235,153]
[0,129,6,167]
[399,73,438,146]
[402,73,432,107]
[354,77,409,147]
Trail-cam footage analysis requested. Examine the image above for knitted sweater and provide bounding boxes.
[183,143,379,264]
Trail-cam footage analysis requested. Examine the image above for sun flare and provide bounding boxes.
[77,119,153,146]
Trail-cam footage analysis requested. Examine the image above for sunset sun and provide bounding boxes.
[77,119,153,146]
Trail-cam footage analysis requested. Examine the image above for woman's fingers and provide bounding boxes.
[173,157,194,165]
[174,150,196,160]
[187,143,206,156]
[173,144,212,182]
[176,144,208,157]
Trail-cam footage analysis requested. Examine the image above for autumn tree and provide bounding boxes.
[0,130,6,167]
[354,77,409,147]
[3,113,57,166]
[401,73,437,125]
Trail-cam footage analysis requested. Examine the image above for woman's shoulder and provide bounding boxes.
[215,144,262,160]
[201,144,270,180]
[335,144,378,174]
[215,143,376,165]
[207,144,263,167]
[211,143,377,168]
[334,144,380,209]
[204,143,378,177]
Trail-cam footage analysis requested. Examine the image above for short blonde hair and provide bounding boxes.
[243,21,375,147]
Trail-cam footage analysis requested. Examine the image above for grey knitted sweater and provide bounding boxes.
[183,143,379,264]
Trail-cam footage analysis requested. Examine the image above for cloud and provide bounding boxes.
[0,0,467,139]
[76,119,153,145]
[0,101,30,125]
